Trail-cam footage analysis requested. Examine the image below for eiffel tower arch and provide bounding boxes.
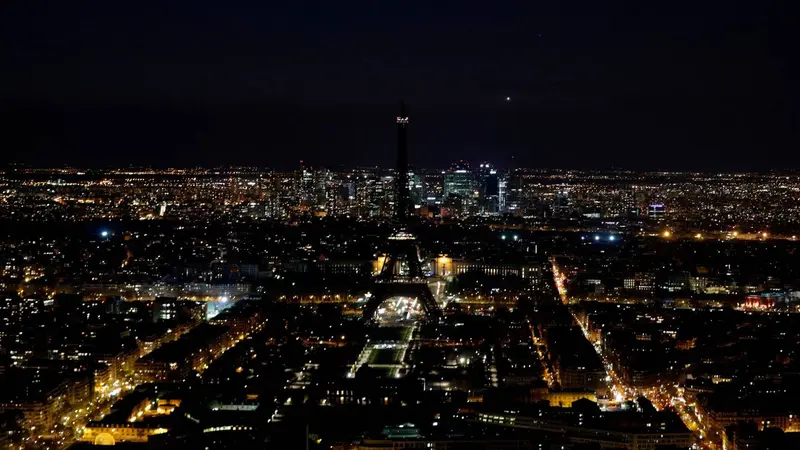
[364,231,441,322]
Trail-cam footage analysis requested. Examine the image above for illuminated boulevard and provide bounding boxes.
[27,324,195,450]
[42,318,261,450]
[551,257,716,450]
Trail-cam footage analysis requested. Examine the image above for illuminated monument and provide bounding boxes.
[394,104,411,221]
[363,104,441,321]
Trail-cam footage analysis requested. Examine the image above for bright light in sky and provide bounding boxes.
[594,235,600,241]
[609,235,615,241]
[100,230,109,237]
[505,96,511,101]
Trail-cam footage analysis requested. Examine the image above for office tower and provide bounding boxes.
[380,173,395,217]
[265,172,293,218]
[477,163,500,214]
[421,169,444,205]
[504,169,521,214]
[314,167,332,209]
[296,163,315,206]
[443,161,476,215]
[443,161,474,199]
[353,167,383,217]
[498,173,507,212]
[408,170,423,208]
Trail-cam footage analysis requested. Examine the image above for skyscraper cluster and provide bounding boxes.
[258,161,511,219]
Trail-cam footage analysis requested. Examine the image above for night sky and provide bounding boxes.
[1,1,796,170]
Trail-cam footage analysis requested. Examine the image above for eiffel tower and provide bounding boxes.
[363,103,441,321]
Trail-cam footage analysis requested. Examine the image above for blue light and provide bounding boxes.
[501,235,507,240]
[101,230,109,238]
[594,235,600,241]
[608,235,615,241]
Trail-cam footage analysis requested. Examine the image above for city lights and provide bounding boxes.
[1,162,798,450]
[0,4,795,445]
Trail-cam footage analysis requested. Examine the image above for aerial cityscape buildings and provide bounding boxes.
[2,0,795,448]
[0,107,799,450]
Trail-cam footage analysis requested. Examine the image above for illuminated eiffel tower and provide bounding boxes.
[363,103,441,321]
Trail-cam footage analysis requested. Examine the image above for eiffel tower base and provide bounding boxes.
[364,281,441,322]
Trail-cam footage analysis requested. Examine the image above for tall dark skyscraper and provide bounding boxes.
[395,103,410,222]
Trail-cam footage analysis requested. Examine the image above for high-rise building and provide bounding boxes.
[504,169,542,216]
[421,169,444,205]
[380,174,395,217]
[408,170,423,209]
[261,172,292,218]
[297,163,315,206]
[498,174,507,212]
[443,163,476,216]
[477,163,500,214]
[442,162,477,217]
[352,167,381,217]
[314,167,332,209]
[443,161,474,199]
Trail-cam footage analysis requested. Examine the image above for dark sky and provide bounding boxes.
[1,1,796,170]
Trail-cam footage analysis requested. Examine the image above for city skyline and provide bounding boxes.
[2,161,800,449]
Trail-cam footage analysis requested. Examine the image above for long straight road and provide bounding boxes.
[550,257,713,449]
